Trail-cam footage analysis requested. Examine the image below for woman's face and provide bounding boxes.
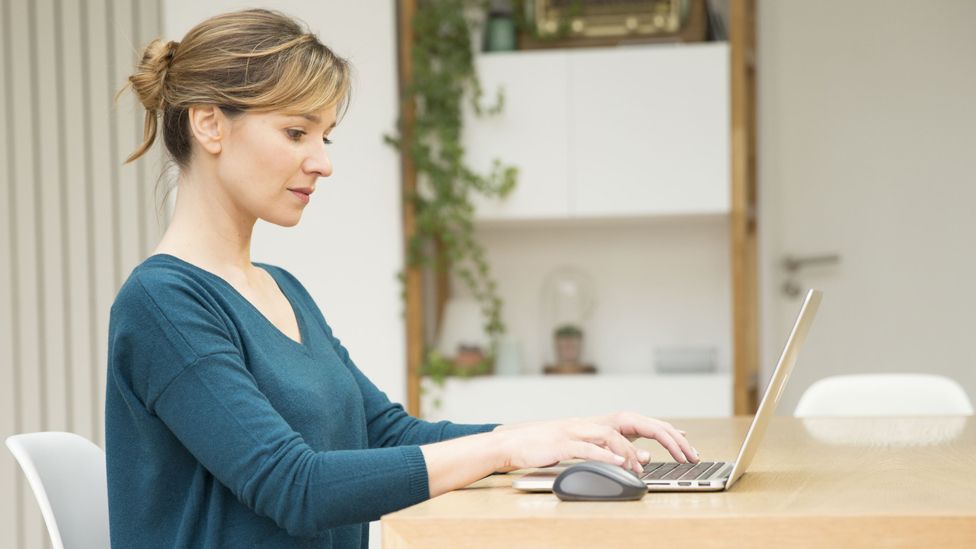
[215,104,337,227]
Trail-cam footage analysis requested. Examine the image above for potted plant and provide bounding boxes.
[554,324,583,364]
[545,323,596,374]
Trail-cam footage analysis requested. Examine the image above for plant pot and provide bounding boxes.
[454,345,493,376]
[555,334,582,364]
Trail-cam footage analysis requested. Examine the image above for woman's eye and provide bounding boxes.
[287,130,333,145]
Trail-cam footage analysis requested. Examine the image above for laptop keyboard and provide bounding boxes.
[641,461,726,481]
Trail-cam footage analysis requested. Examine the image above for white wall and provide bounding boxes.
[164,2,403,547]
[757,0,976,411]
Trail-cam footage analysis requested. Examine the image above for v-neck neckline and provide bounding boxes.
[147,253,310,353]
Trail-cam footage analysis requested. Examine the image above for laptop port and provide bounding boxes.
[698,482,711,487]
[678,482,691,486]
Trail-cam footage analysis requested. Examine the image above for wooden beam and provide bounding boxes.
[396,0,423,416]
[730,0,759,415]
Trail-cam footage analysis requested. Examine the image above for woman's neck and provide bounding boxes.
[153,175,257,278]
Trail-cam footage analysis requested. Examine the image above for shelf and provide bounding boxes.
[421,373,733,423]
[473,210,727,230]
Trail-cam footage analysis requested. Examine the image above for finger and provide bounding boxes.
[655,421,699,463]
[656,432,688,463]
[578,424,642,474]
[634,419,699,463]
[570,441,628,468]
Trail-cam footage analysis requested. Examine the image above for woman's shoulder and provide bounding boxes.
[113,254,227,315]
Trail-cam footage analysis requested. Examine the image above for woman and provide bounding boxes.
[107,8,699,548]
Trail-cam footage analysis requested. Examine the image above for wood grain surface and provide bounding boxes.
[382,416,976,548]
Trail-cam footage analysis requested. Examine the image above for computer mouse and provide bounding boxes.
[553,460,647,501]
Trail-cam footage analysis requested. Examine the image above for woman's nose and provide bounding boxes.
[305,144,333,178]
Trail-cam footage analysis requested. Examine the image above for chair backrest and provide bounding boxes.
[5,432,110,549]
[794,374,975,417]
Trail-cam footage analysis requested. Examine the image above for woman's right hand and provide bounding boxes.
[493,417,690,475]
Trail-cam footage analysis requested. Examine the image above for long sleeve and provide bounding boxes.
[153,350,429,536]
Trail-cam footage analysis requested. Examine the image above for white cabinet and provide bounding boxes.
[464,43,730,222]
[569,45,729,217]
[464,50,572,220]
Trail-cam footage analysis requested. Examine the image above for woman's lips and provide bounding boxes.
[289,189,310,204]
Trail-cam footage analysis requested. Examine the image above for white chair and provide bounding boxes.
[794,374,975,417]
[5,432,110,549]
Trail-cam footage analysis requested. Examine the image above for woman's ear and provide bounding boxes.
[187,105,224,155]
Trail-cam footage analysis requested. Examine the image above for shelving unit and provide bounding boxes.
[397,1,757,418]
[422,374,733,424]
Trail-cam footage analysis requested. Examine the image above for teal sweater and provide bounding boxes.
[105,254,497,548]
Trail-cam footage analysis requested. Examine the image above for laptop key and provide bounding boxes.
[663,463,696,480]
[641,462,666,476]
[679,461,716,480]
[701,462,728,479]
[642,463,679,480]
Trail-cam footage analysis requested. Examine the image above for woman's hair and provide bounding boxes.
[117,8,351,168]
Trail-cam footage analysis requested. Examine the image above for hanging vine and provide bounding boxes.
[386,0,518,384]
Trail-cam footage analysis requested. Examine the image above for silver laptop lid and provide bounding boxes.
[725,289,823,489]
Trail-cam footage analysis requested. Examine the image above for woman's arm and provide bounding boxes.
[421,415,700,498]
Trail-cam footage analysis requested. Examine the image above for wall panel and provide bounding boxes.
[0,1,164,547]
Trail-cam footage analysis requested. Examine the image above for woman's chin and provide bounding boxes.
[263,212,303,228]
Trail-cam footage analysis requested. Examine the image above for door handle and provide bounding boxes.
[782,254,841,273]
[781,254,840,297]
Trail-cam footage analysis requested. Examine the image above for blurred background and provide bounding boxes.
[1,1,974,548]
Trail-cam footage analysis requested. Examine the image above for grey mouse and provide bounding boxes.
[553,460,647,501]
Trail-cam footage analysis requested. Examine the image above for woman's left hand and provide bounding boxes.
[586,412,699,465]
[493,411,699,471]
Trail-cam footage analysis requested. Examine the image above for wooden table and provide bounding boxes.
[381,417,976,548]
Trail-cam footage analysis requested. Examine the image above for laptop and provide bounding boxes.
[513,288,823,493]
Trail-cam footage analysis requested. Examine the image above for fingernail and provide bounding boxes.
[694,448,700,457]
[614,454,626,463]
[638,450,650,461]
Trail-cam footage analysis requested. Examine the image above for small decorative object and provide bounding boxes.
[545,324,596,374]
[436,298,492,376]
[423,298,495,412]
[654,345,718,374]
[493,337,523,376]
[484,0,518,52]
[554,324,582,363]
[454,344,492,375]
[541,266,597,374]
[514,0,709,50]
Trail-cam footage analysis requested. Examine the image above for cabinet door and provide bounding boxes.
[464,51,571,221]
[569,44,730,217]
